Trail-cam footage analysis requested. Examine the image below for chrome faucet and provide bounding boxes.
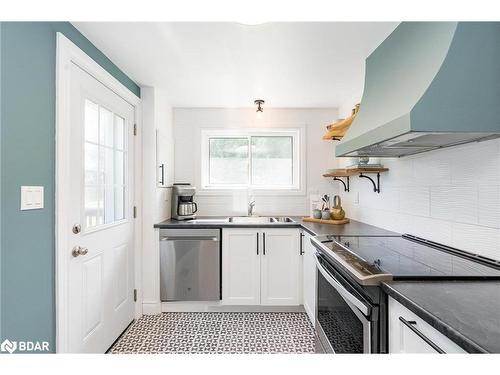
[248,200,256,216]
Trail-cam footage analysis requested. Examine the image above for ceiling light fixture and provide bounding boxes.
[254,99,265,113]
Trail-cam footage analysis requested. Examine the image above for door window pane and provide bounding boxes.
[84,99,128,229]
[251,136,293,186]
[85,187,103,228]
[209,138,249,185]
[115,151,124,185]
[115,115,125,150]
[85,142,99,186]
[101,146,115,187]
[99,107,114,147]
[85,100,99,143]
[104,186,115,224]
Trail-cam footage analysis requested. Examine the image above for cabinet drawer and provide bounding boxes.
[389,297,466,353]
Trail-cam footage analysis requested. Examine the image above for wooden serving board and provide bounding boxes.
[302,217,350,225]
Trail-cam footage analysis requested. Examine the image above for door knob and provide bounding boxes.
[72,246,89,257]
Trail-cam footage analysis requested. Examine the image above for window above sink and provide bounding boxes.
[200,128,304,195]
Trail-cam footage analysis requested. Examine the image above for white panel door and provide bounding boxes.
[222,229,260,305]
[302,232,316,324]
[260,228,300,305]
[67,64,135,353]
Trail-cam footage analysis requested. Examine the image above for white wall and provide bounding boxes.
[335,139,500,261]
[141,87,174,313]
[173,108,339,216]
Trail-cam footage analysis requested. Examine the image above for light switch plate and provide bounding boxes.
[21,186,44,210]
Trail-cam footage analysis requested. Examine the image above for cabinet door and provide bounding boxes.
[156,128,173,187]
[302,232,316,324]
[222,229,261,305]
[261,228,300,305]
[389,297,466,353]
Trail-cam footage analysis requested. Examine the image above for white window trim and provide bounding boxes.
[199,127,306,196]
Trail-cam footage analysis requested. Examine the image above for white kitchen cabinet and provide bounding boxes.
[260,228,301,305]
[222,229,261,305]
[302,231,316,324]
[389,297,466,353]
[222,228,301,306]
[156,128,173,187]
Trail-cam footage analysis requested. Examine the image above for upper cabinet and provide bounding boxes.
[156,128,173,187]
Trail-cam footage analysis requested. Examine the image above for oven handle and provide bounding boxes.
[315,253,370,316]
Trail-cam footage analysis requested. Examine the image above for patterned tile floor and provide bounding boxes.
[110,312,316,354]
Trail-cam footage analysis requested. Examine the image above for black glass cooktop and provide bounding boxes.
[316,235,500,279]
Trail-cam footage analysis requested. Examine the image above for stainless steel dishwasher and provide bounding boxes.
[159,228,221,301]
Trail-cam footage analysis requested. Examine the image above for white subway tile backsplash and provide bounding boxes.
[450,139,500,186]
[382,159,415,187]
[341,139,500,261]
[399,186,430,217]
[359,186,399,211]
[413,155,451,187]
[430,186,478,225]
[478,185,500,229]
[409,216,453,244]
[452,223,500,260]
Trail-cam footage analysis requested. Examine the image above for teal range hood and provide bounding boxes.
[336,22,500,158]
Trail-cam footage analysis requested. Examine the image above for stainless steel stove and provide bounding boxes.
[311,234,500,354]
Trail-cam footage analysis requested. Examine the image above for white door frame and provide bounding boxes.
[55,33,143,353]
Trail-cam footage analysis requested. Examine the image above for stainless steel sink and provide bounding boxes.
[187,218,229,224]
[228,216,295,224]
[228,216,275,224]
[273,217,295,223]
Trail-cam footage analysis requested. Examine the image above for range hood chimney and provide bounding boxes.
[336,22,500,158]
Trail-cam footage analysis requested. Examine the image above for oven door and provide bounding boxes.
[315,252,374,353]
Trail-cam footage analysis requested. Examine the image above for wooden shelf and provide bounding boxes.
[322,116,355,140]
[323,168,388,178]
[322,104,360,140]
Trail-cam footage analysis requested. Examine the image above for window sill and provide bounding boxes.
[197,188,306,197]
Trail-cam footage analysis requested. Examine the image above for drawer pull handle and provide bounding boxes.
[263,232,266,255]
[256,232,259,255]
[399,316,445,354]
[299,233,304,255]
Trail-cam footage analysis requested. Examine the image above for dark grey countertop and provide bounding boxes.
[154,216,499,353]
[154,216,397,237]
[382,281,500,353]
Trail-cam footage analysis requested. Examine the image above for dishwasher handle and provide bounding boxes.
[160,236,219,241]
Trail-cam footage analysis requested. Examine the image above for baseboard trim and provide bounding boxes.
[161,301,305,313]
[303,303,315,325]
[142,301,162,315]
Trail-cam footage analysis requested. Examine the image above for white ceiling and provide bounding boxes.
[73,22,398,108]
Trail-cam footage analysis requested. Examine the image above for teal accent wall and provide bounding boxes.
[0,22,140,351]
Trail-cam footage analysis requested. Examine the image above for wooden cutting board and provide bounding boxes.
[302,217,350,225]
